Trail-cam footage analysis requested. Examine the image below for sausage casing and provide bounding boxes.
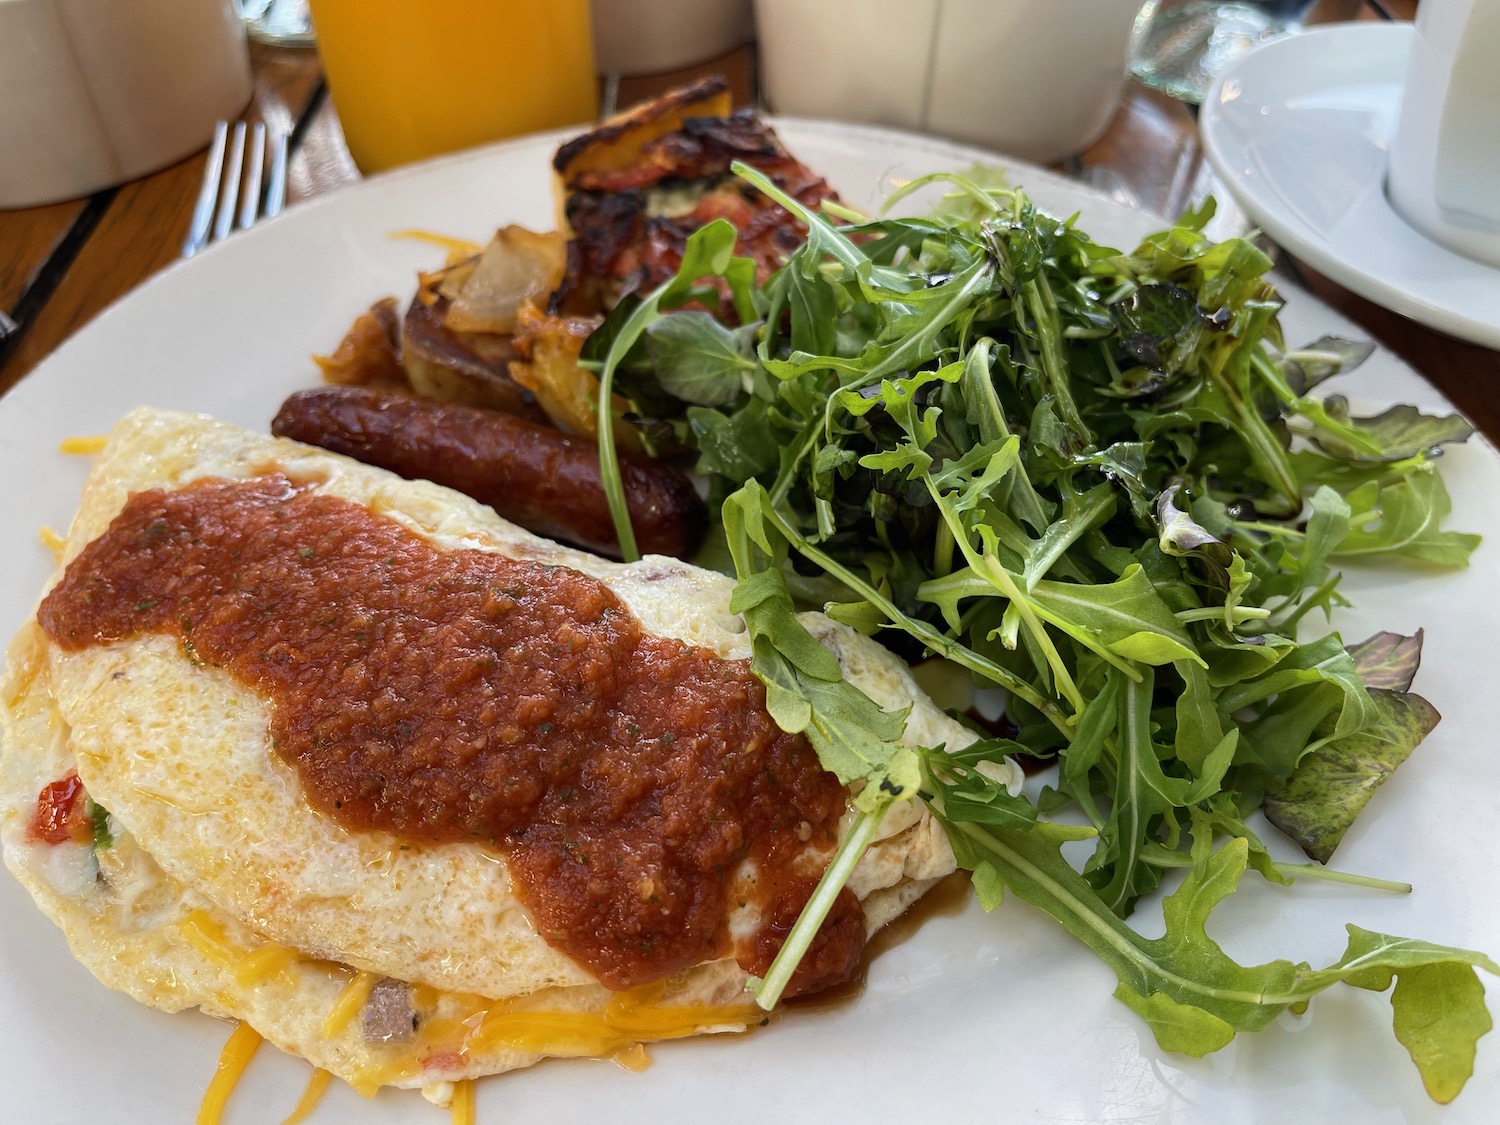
[271,387,707,559]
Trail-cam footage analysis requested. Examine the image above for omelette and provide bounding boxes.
[0,408,1019,1106]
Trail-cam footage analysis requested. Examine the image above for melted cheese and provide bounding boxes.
[348,981,760,1094]
[450,1079,476,1125]
[180,900,763,1100]
[323,970,379,1037]
[389,229,484,267]
[235,941,301,987]
[58,435,107,455]
[179,911,239,971]
[196,1021,263,1125]
[612,1043,652,1072]
[39,526,65,561]
[281,1068,333,1125]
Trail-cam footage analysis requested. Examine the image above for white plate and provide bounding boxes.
[1200,22,1500,349]
[1,121,1497,1125]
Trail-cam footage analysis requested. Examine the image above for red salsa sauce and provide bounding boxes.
[38,474,862,994]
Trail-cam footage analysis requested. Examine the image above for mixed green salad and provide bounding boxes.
[587,166,1492,1102]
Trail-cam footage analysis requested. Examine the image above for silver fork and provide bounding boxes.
[181,120,289,259]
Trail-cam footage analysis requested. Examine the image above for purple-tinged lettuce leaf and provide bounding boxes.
[1107,283,1204,380]
[1263,688,1439,863]
[1312,397,1475,463]
[1348,629,1425,692]
[1283,334,1376,394]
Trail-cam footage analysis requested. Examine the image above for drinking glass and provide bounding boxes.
[307,0,597,174]
[242,0,314,48]
[1130,0,1354,103]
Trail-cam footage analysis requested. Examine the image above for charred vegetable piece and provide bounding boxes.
[271,386,706,560]
[314,298,406,389]
[442,226,567,336]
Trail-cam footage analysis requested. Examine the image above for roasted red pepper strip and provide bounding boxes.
[28,773,91,845]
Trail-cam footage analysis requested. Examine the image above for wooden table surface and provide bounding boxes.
[2,0,1494,442]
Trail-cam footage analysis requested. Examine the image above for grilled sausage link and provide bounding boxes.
[271,387,707,559]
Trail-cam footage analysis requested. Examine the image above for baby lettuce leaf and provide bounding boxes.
[1263,688,1441,863]
[1347,629,1425,692]
[1282,334,1377,394]
[1311,398,1476,462]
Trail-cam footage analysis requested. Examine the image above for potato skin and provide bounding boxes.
[401,294,546,421]
[271,387,707,560]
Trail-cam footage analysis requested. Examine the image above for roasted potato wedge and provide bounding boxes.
[402,288,545,421]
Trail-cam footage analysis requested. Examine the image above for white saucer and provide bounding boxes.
[1200,22,1500,349]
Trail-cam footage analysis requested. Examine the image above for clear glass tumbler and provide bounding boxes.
[242,0,315,49]
[1129,0,1337,103]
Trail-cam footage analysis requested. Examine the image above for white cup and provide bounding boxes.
[0,0,252,210]
[592,0,754,76]
[1387,0,1500,268]
[753,0,1144,165]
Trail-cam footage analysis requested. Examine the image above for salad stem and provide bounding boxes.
[751,808,883,1010]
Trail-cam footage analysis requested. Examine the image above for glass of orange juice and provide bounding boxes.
[307,0,597,174]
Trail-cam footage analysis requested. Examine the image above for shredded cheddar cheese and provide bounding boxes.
[389,229,484,266]
[450,1079,476,1125]
[39,526,65,561]
[197,1021,263,1125]
[58,434,107,455]
[349,979,761,1094]
[323,969,379,1037]
[234,941,302,987]
[612,1043,652,1072]
[180,907,759,1107]
[282,1068,333,1125]
[180,911,239,971]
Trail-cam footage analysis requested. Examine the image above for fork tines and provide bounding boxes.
[182,120,289,259]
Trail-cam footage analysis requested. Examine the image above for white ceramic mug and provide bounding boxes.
[592,0,753,75]
[753,0,1144,164]
[0,0,252,209]
[1387,0,1500,268]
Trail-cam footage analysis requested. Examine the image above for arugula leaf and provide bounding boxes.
[1333,471,1482,567]
[944,811,1497,1096]
[722,491,920,809]
[1386,960,1493,1103]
